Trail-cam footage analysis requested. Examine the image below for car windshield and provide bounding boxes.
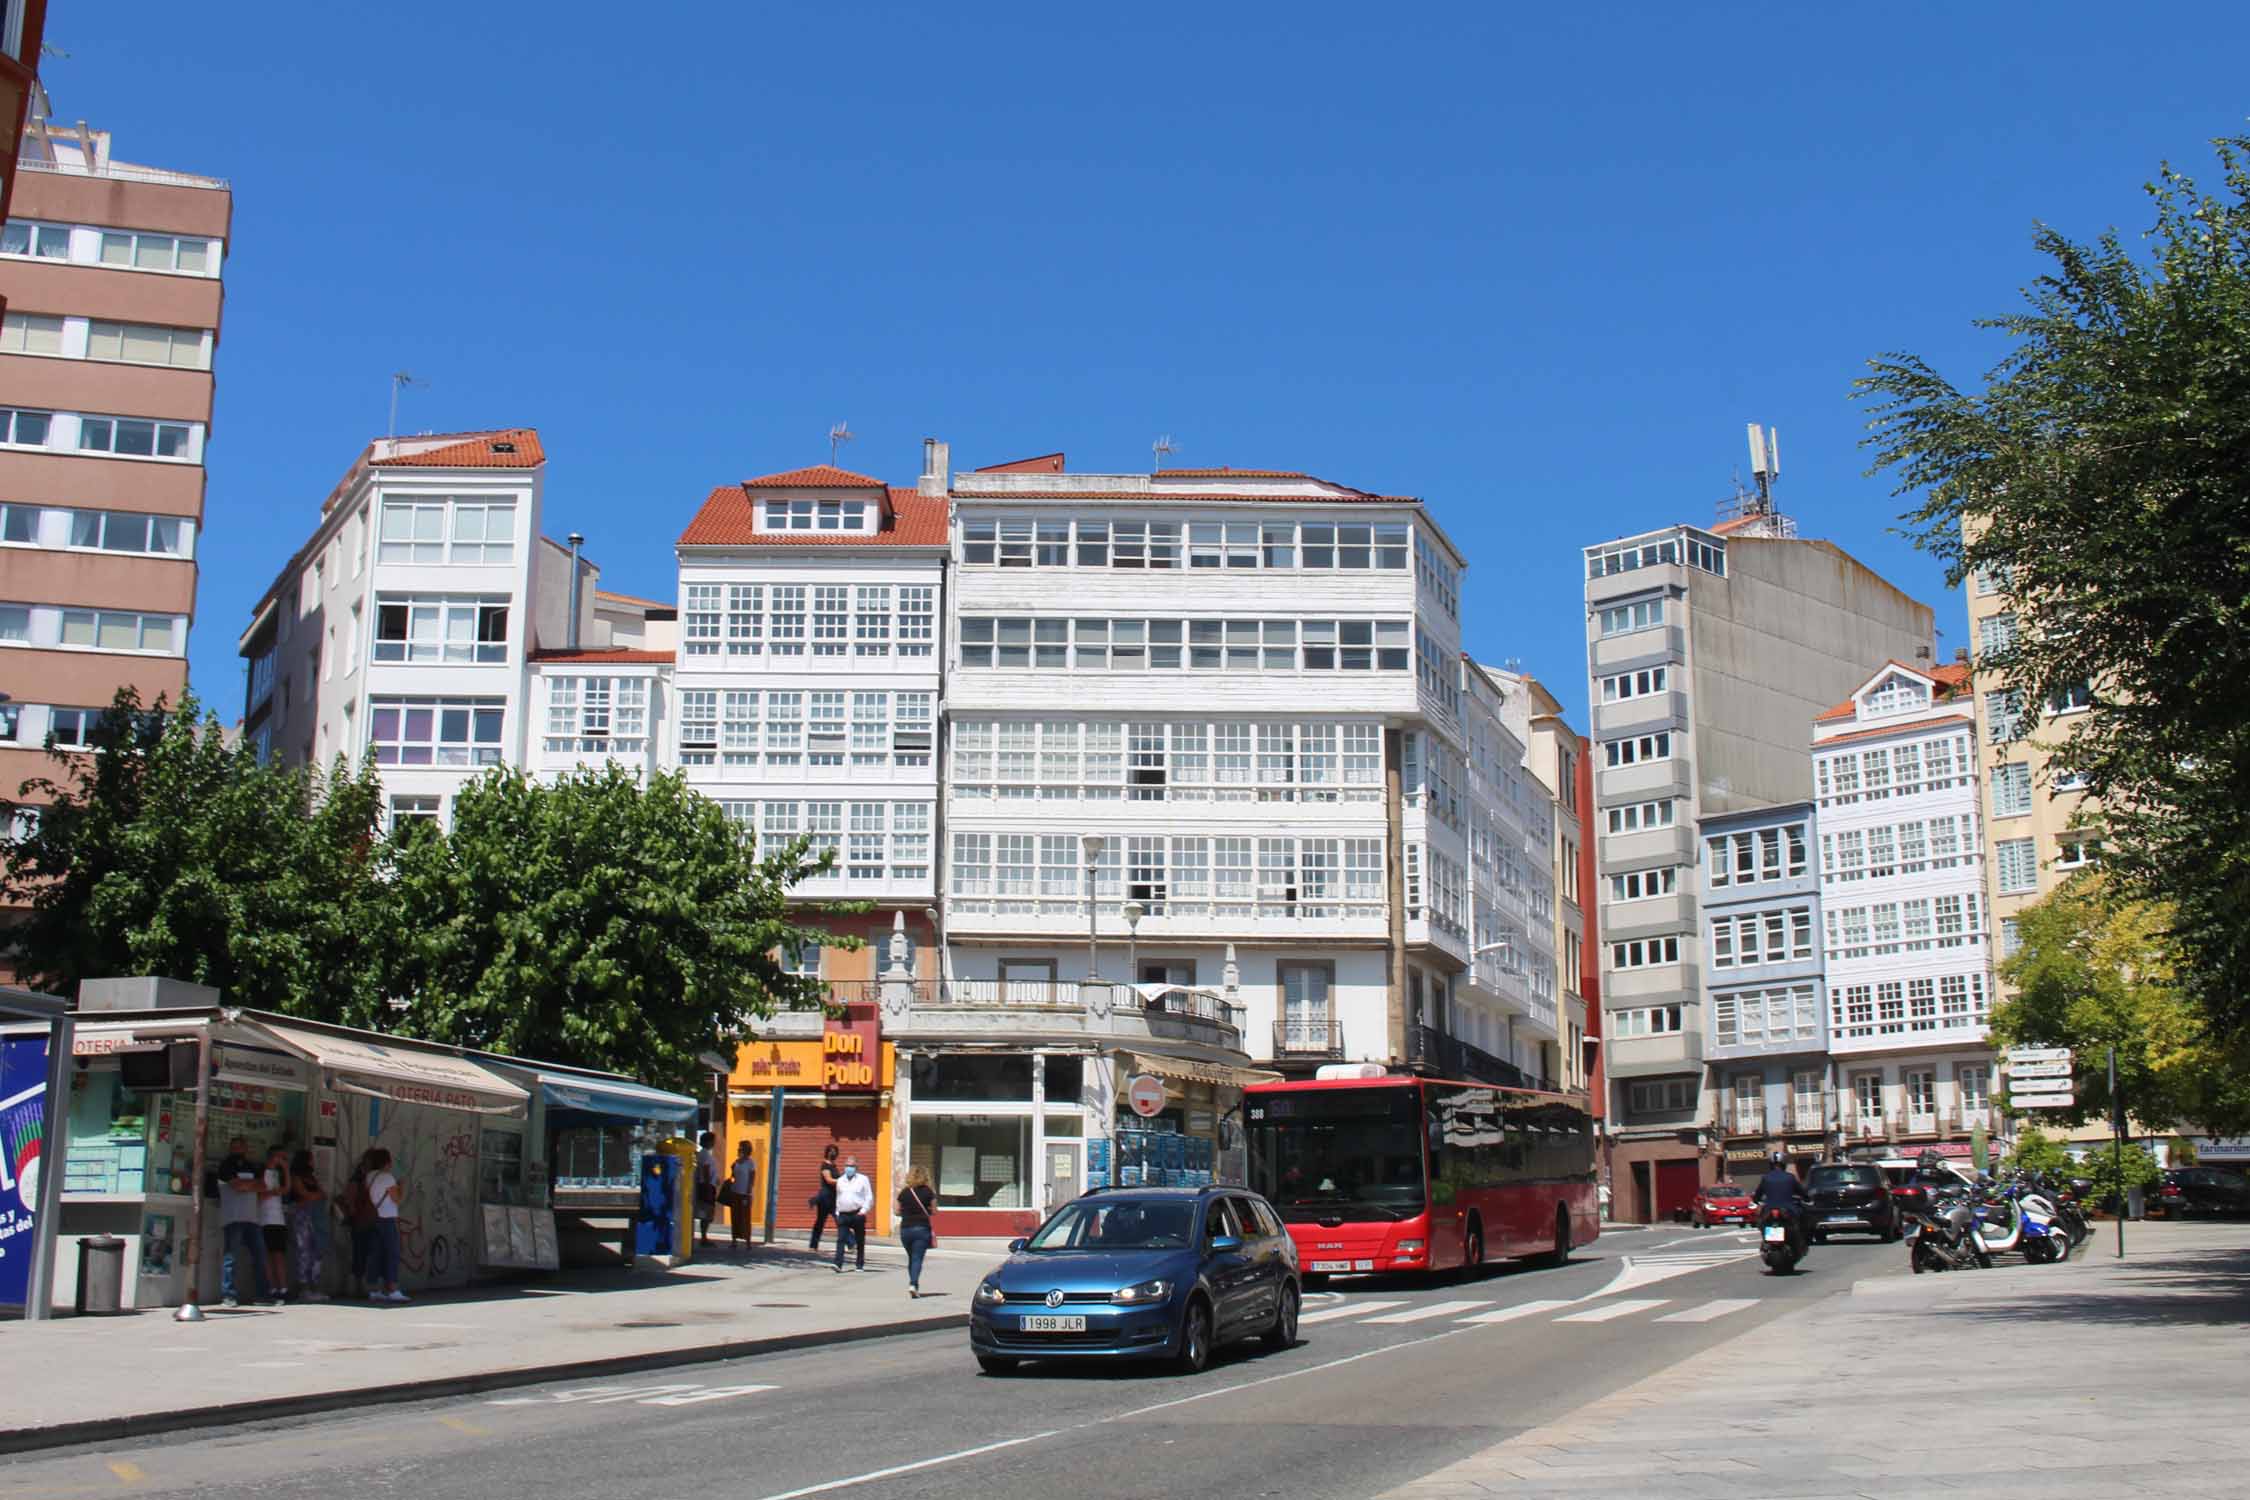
[1809,1166,1881,1191]
[1707,1184,1749,1199]
[1246,1086,1427,1223]
[1024,1198,1194,1251]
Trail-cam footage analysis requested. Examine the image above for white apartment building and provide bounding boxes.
[1812,659,1998,1158]
[1456,661,1560,1087]
[940,455,1488,1078]
[1486,668,1591,1093]
[239,429,653,829]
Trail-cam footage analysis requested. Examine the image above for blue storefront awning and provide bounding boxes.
[534,1070,698,1126]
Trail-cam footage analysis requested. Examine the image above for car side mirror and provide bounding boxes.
[1210,1235,1243,1253]
[1007,1238,1029,1253]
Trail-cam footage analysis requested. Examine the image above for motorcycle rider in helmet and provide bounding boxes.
[1750,1151,1807,1257]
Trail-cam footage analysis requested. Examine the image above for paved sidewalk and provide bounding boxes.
[1384,1220,2250,1500]
[0,1235,1010,1454]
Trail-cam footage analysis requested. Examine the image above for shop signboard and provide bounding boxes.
[738,1042,813,1087]
[1126,1074,1167,1117]
[72,1033,162,1057]
[1,1035,50,1308]
[821,1012,881,1091]
[210,1045,310,1090]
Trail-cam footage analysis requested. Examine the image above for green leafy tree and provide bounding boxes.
[1859,134,2250,1041]
[2083,1141,2162,1211]
[1991,873,2250,1135]
[2006,1124,2073,1176]
[376,764,848,1094]
[3,690,390,1013]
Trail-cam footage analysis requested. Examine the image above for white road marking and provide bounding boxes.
[1606,1249,1760,1295]
[1299,1299,1405,1324]
[1458,1299,1573,1324]
[641,1383,777,1406]
[1554,1297,1670,1323]
[752,1430,1072,1499]
[1362,1299,1493,1325]
[1654,1298,1759,1324]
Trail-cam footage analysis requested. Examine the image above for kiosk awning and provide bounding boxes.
[260,1022,528,1117]
[1127,1053,1282,1090]
[531,1070,697,1125]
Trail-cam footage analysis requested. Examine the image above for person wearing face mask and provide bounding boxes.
[831,1155,874,1273]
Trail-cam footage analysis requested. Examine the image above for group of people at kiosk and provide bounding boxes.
[214,1136,404,1306]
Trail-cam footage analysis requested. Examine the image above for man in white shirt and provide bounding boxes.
[831,1156,874,1272]
[216,1136,268,1308]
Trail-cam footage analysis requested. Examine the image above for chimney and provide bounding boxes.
[1954,647,1969,666]
[565,532,585,650]
[918,438,950,498]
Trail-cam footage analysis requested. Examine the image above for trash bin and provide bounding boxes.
[75,1235,127,1316]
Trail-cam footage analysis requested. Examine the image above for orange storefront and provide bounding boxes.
[721,1007,896,1238]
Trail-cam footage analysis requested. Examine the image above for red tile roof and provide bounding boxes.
[1814,713,1975,749]
[975,453,1067,474]
[1814,660,1974,721]
[949,489,1416,505]
[529,648,675,664]
[1155,467,1309,479]
[742,464,887,489]
[678,485,947,547]
[370,428,544,469]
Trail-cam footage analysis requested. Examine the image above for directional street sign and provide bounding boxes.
[2009,1060,2073,1079]
[2007,1047,2074,1065]
[2011,1077,2074,1096]
[2016,1092,2076,1110]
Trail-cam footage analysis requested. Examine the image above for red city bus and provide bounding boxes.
[1244,1072,1598,1276]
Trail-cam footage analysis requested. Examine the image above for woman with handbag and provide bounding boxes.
[897,1165,938,1298]
[807,1144,840,1252]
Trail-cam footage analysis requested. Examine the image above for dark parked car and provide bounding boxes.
[1805,1162,1901,1241]
[2153,1167,2250,1218]
[970,1186,1300,1375]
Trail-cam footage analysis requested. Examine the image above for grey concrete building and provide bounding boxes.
[1583,515,1931,1222]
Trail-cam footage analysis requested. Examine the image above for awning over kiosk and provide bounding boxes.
[530,1069,697,1125]
[1125,1053,1282,1090]
[261,1022,529,1117]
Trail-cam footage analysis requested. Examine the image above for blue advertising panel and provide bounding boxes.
[0,1033,50,1307]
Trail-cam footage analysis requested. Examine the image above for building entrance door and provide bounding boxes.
[1044,1139,1082,1214]
[1654,1158,1701,1221]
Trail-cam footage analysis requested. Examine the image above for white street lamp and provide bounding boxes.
[1081,834,1107,980]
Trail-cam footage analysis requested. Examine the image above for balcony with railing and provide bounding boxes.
[824,977,1246,1054]
[1404,1024,1557,1092]
[1721,1103,1767,1140]
[1272,1017,1345,1061]
[1783,1102,1830,1135]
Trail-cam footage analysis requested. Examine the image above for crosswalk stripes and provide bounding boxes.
[1360,1298,1493,1324]
[1653,1298,1758,1324]
[1300,1299,1405,1325]
[1458,1299,1572,1324]
[1552,1297,1671,1323]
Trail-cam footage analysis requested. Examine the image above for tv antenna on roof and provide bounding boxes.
[829,421,856,466]
[1746,422,1780,513]
[1715,422,1794,537]
[1152,434,1178,469]
[387,371,427,441]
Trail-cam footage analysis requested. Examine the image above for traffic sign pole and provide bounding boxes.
[2111,1045,2124,1260]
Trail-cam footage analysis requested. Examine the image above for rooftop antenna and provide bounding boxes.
[1716,423,1794,538]
[1152,434,1178,470]
[828,421,855,466]
[387,371,427,441]
[1746,422,1780,513]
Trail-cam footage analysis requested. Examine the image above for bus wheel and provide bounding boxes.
[1540,1206,1571,1267]
[1462,1219,1484,1275]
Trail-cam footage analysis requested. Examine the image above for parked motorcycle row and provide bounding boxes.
[1898,1171,2095,1273]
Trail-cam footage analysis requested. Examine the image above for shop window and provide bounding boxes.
[910,1052,1034,1101]
[1044,1055,1086,1106]
[481,1128,528,1205]
[913,1114,1033,1208]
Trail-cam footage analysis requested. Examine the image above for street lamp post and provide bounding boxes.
[1122,900,1146,990]
[1081,834,1106,981]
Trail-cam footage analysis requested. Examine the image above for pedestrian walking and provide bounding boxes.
[343,1150,380,1297]
[260,1145,292,1303]
[215,1135,268,1308]
[287,1149,329,1301]
[364,1148,408,1303]
[897,1165,937,1298]
[807,1144,840,1252]
[831,1155,873,1272]
[695,1130,720,1250]
[726,1139,758,1258]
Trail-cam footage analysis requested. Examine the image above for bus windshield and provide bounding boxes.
[1245,1086,1426,1222]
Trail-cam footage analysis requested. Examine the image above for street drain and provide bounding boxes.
[616,1319,683,1328]
[749,1302,807,1309]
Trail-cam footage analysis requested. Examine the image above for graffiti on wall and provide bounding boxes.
[337,1095,481,1291]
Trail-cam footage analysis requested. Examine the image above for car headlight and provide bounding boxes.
[1112,1278,1171,1305]
[974,1280,1007,1307]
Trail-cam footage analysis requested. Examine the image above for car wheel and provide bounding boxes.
[1265,1282,1300,1348]
[976,1356,1018,1376]
[1693,1212,1706,1228]
[1175,1297,1214,1374]
[1812,1233,1827,1244]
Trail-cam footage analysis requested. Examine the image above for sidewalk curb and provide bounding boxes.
[0,1311,968,1458]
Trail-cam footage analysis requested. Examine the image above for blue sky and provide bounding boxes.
[41,3,2250,723]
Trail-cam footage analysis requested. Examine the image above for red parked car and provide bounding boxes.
[1692,1182,1755,1227]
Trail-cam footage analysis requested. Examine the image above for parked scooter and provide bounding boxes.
[2015,1180,2074,1264]
[1904,1185,1990,1273]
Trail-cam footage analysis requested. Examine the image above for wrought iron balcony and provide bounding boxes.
[1405,1024,1549,1091]
[1273,1017,1345,1060]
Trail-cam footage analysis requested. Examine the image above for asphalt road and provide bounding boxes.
[1,1225,1910,1500]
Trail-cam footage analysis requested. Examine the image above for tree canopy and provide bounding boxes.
[372,763,846,1095]
[1991,872,2250,1136]
[6,696,840,1094]
[1858,134,2250,1043]
[3,691,388,1016]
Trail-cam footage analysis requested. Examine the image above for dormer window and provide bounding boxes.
[1864,674,1927,716]
[762,497,871,532]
